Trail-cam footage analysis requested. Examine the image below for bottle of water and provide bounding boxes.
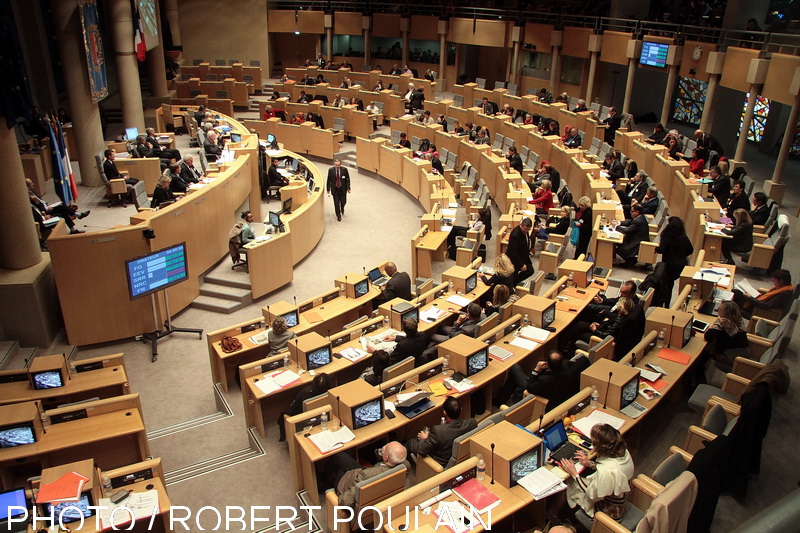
[320,411,328,430]
[39,410,49,430]
[442,355,449,374]
[523,314,530,326]
[568,272,575,288]
[339,283,346,297]
[283,353,290,369]
[591,386,599,406]
[476,453,486,481]
[448,279,454,293]
[657,328,666,349]
[101,474,113,497]
[691,283,698,300]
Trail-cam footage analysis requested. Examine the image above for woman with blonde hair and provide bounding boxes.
[529,179,555,214]
[721,208,753,264]
[151,173,176,209]
[573,196,593,258]
[480,253,516,305]
[702,300,748,371]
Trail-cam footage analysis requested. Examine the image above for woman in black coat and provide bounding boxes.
[721,208,754,263]
[573,196,593,259]
[277,373,331,441]
[655,217,694,306]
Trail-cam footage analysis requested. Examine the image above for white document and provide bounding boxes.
[518,467,565,500]
[518,325,550,342]
[521,209,536,216]
[444,378,475,393]
[441,208,457,217]
[572,410,625,437]
[635,367,661,382]
[735,278,759,298]
[273,370,301,388]
[440,225,453,233]
[248,331,269,345]
[308,426,356,453]
[434,501,477,533]
[420,307,448,323]
[446,295,472,307]
[509,336,539,351]
[254,235,272,243]
[254,375,282,395]
[488,346,514,361]
[98,490,160,529]
[693,271,723,284]
[339,347,368,362]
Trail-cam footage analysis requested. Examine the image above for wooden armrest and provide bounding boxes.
[575,349,589,358]
[593,512,632,533]
[752,232,768,244]
[707,395,741,418]
[639,241,659,248]
[629,476,660,511]
[720,373,750,397]
[415,455,445,483]
[752,224,765,233]
[668,446,694,464]
[588,335,605,349]
[684,425,718,454]
[732,357,765,380]
[747,317,780,333]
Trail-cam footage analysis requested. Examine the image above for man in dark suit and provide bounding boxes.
[695,129,724,166]
[326,441,408,509]
[507,217,534,284]
[506,146,523,174]
[581,280,640,323]
[707,165,730,206]
[145,127,181,161]
[616,204,649,266]
[617,170,648,209]
[179,155,203,185]
[495,350,568,406]
[408,88,425,112]
[602,107,621,145]
[204,130,223,158]
[326,159,351,221]
[639,187,660,215]
[193,105,207,127]
[102,149,139,186]
[432,303,483,343]
[749,192,770,227]
[725,180,751,219]
[378,262,412,303]
[426,152,444,175]
[26,178,88,234]
[406,398,477,467]
[388,317,429,366]
[267,158,289,187]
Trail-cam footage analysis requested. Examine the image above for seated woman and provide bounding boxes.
[538,206,572,240]
[267,315,297,355]
[666,136,682,160]
[721,208,753,264]
[331,94,345,108]
[151,174,177,209]
[702,301,748,372]
[484,284,515,317]
[480,254,515,304]
[528,179,555,215]
[644,123,667,145]
[373,80,385,92]
[451,120,464,135]
[560,297,643,360]
[688,148,706,177]
[446,207,491,260]
[548,424,634,525]
[276,373,331,442]
[733,268,794,319]
[238,211,256,245]
[361,349,391,387]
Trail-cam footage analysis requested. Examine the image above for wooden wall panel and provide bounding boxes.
[763,53,800,105]
[447,18,510,48]
[272,34,318,69]
[267,9,324,34]
[410,15,439,40]
[334,12,362,35]
[562,27,592,59]
[523,23,554,51]
[372,13,402,38]
[720,47,760,93]
[680,41,718,83]
[599,31,631,66]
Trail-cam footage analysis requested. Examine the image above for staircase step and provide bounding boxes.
[0,341,19,370]
[191,295,247,314]
[203,272,252,290]
[199,284,252,302]
[369,131,390,140]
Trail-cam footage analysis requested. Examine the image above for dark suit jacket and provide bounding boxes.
[546,169,561,192]
[449,318,480,338]
[180,162,201,184]
[726,193,751,219]
[564,134,582,149]
[607,159,624,182]
[723,222,753,253]
[617,214,649,259]
[525,362,568,399]
[605,304,645,359]
[603,114,621,143]
[640,196,659,215]
[508,153,523,174]
[506,225,532,272]
[204,138,222,156]
[151,186,176,208]
[392,330,428,365]
[431,157,444,175]
[625,180,648,204]
[398,139,411,149]
[709,174,731,205]
[409,92,425,109]
[406,419,478,466]
[384,272,412,301]
[749,204,769,227]
[146,135,163,156]
[268,165,288,186]
[103,159,122,180]
[326,166,351,193]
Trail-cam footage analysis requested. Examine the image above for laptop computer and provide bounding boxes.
[368,267,389,287]
[541,419,582,463]
[395,392,435,419]
[585,253,609,279]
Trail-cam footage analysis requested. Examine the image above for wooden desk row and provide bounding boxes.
[281,67,436,99]
[176,77,250,107]
[258,99,378,140]
[180,61,263,90]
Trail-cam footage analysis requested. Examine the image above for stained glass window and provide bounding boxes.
[740,93,770,143]
[672,77,707,125]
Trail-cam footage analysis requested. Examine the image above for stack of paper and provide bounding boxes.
[420,307,449,323]
[308,426,356,453]
[36,471,89,503]
[635,367,661,382]
[274,370,301,387]
[254,369,301,395]
[338,347,368,362]
[518,325,551,343]
[433,501,478,533]
[444,378,475,393]
[488,345,514,361]
[571,409,625,436]
[446,294,472,307]
[441,208,457,217]
[735,279,759,298]
[518,467,567,500]
[509,336,539,351]
[98,490,160,529]
[452,478,501,514]
[248,331,269,345]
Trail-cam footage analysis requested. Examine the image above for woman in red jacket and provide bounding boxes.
[529,179,555,215]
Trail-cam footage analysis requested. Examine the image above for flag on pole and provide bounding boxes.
[48,117,74,205]
[133,4,147,62]
[55,119,79,200]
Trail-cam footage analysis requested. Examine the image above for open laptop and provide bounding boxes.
[395,392,435,419]
[368,267,389,287]
[585,253,609,279]
[541,419,583,463]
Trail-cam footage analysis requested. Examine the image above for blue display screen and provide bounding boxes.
[126,243,188,300]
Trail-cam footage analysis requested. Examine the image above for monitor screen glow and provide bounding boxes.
[0,488,26,520]
[266,133,276,144]
[125,127,139,140]
[269,211,281,227]
[465,273,478,293]
[368,267,382,282]
[354,279,369,298]
[0,423,35,448]
[401,307,419,323]
[282,310,299,328]
[307,346,331,370]
[510,446,540,486]
[621,376,639,409]
[125,243,189,301]
[467,348,488,376]
[639,41,669,68]
[352,398,382,429]
[291,159,300,172]
[542,304,556,328]
[46,493,95,524]
[32,370,63,390]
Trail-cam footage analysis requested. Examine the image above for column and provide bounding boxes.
[163,0,180,48]
[316,36,321,58]
[735,86,759,161]
[363,16,371,66]
[146,0,168,98]
[622,58,636,114]
[438,19,447,89]
[585,51,598,104]
[549,44,561,96]
[765,68,800,205]
[660,65,678,125]
[0,125,41,269]
[109,0,145,131]
[52,0,105,187]
[401,18,410,67]
[699,74,720,132]
[326,30,332,59]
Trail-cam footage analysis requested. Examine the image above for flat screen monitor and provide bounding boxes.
[0,422,35,448]
[542,302,556,328]
[125,243,189,301]
[291,158,300,173]
[269,211,281,227]
[306,345,332,370]
[400,307,418,324]
[352,398,382,429]
[307,176,315,194]
[46,493,95,524]
[510,445,541,486]
[282,197,292,213]
[368,267,382,282]
[467,348,488,377]
[621,376,639,409]
[281,309,299,328]
[31,370,63,390]
[639,41,669,68]
[354,279,369,298]
[266,133,276,144]
[230,133,242,143]
[125,127,139,141]
[465,272,478,293]
[0,488,26,521]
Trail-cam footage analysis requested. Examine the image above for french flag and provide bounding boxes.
[133,5,146,62]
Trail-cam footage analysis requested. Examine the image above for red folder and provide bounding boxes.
[452,478,501,514]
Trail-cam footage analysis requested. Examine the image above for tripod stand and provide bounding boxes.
[143,290,203,362]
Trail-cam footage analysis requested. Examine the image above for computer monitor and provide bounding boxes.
[45,492,95,524]
[620,375,639,409]
[354,279,369,298]
[465,272,478,293]
[291,158,300,173]
[266,133,276,144]
[307,176,315,194]
[269,211,281,228]
[466,347,488,377]
[230,133,242,143]
[509,444,542,486]
[125,127,139,141]
[541,420,569,452]
[31,370,64,390]
[542,303,556,328]
[639,41,669,68]
[400,306,418,324]
[0,488,26,521]
[281,309,299,328]
[306,345,332,370]
[368,267,382,282]
[0,422,36,448]
[280,198,293,215]
[352,397,383,429]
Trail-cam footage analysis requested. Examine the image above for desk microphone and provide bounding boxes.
[293,296,297,309]
[335,395,340,420]
[363,266,366,276]
[602,372,613,409]
[537,413,544,435]
[35,401,47,434]
[490,443,496,485]
[669,315,675,349]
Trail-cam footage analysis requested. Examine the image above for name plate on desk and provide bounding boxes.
[111,467,154,487]
[51,409,88,424]
[299,302,314,313]
[439,466,477,492]
[0,373,28,384]
[322,293,339,304]
[75,361,104,373]
[240,321,262,334]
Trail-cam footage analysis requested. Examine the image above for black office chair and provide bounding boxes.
[228,239,248,271]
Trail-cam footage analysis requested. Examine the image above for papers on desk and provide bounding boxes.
[705,222,725,231]
[448,202,458,208]
[360,330,400,352]
[518,467,567,500]
[571,409,625,437]
[254,235,272,243]
[635,367,661,382]
[308,426,356,454]
[603,228,622,240]
[452,478,501,514]
[274,369,301,387]
[692,271,726,284]
[478,265,495,275]
[420,307,449,323]
[639,381,662,400]
[254,369,301,395]
[444,378,475,393]
[266,149,282,157]
[249,331,269,345]
[488,345,514,361]
[520,209,536,217]
[434,501,480,533]
[441,208,457,217]
[338,347,368,363]
[36,471,89,503]
[98,490,160,530]
[188,183,207,191]
[509,336,539,352]
[446,294,472,308]
[735,278,759,298]
[518,325,551,343]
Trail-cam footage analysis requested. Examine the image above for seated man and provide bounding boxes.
[145,127,181,162]
[472,128,490,145]
[639,186,660,215]
[267,158,290,187]
[506,146,523,174]
[616,170,648,217]
[102,149,139,187]
[406,398,477,467]
[166,164,190,193]
[495,350,567,406]
[749,191,770,227]
[580,280,639,323]
[432,303,482,343]
[179,155,203,184]
[480,97,494,116]
[204,130,223,158]
[296,90,311,104]
[425,152,444,175]
[418,110,434,126]
[615,204,649,266]
[572,99,588,112]
[193,105,207,128]
[374,262,412,306]
[26,178,89,235]
[327,441,408,510]
[373,317,429,366]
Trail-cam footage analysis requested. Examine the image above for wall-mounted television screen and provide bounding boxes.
[639,41,669,68]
